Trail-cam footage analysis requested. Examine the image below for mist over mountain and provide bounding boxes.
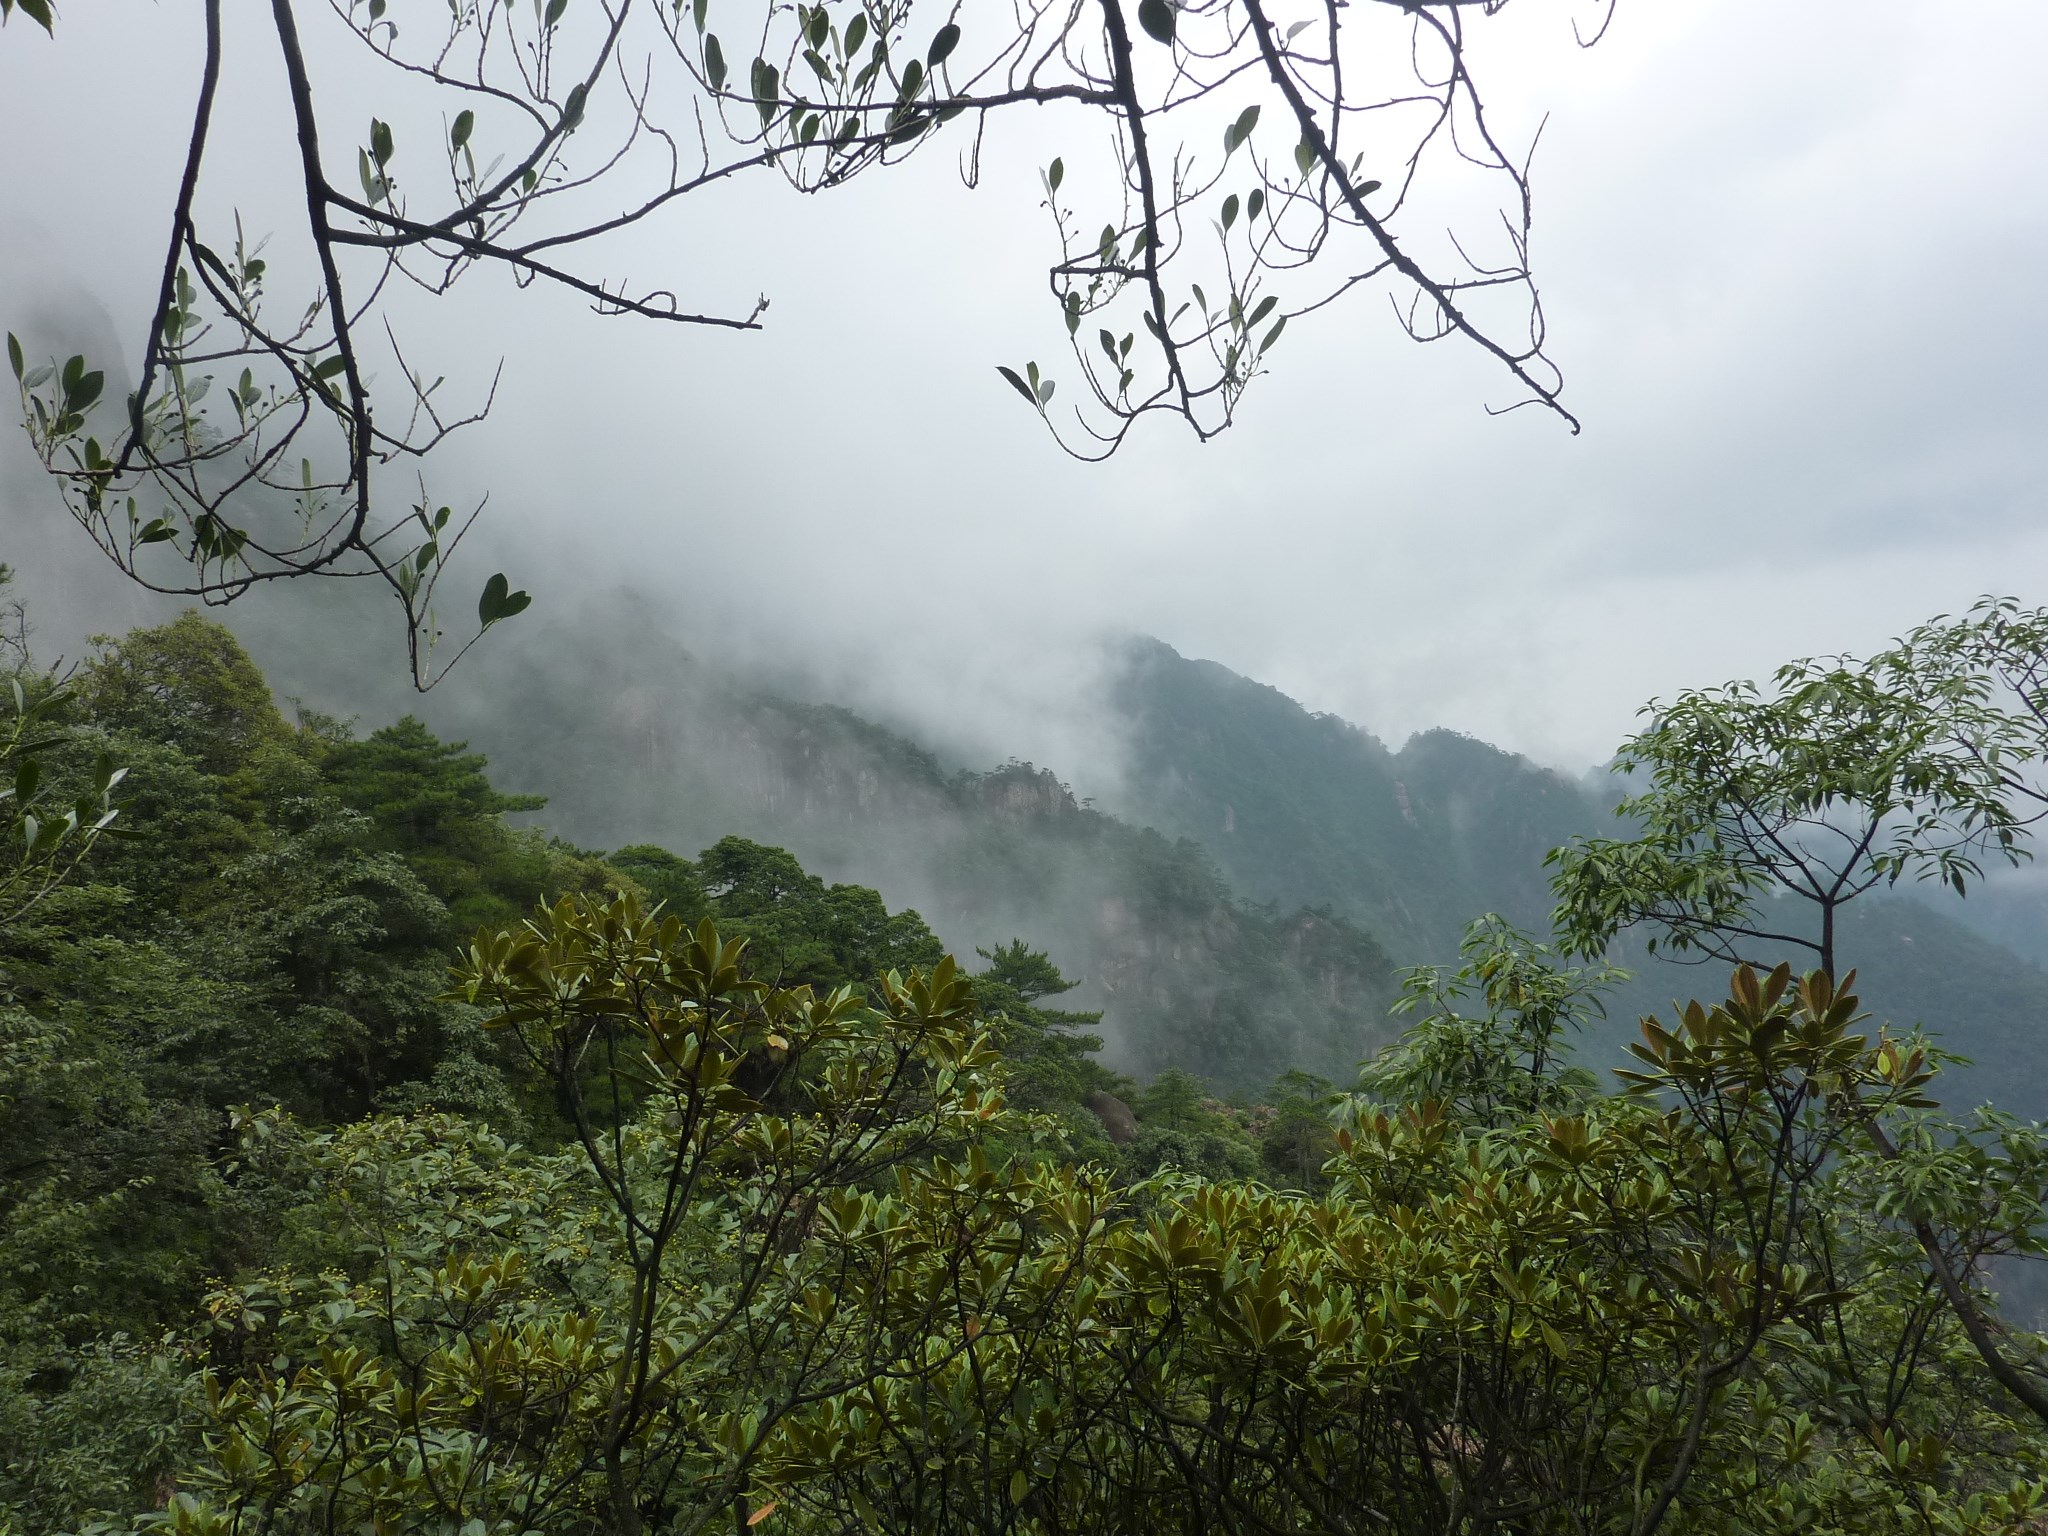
[200,584,2048,1112]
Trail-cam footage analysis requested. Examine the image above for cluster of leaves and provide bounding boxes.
[0,602,1206,1528]
[123,916,2048,1535]
[0,573,126,931]
[1549,598,2048,976]
[10,594,2048,1532]
[0,611,625,1527]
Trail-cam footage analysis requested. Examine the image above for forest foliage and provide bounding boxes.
[4,588,2048,1533]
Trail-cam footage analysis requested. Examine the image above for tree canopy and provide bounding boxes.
[5,595,2048,1532]
[1549,600,2048,977]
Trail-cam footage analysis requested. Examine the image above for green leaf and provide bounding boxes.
[562,83,587,129]
[898,58,923,99]
[1137,0,1174,45]
[478,572,532,627]
[692,0,707,31]
[452,110,475,150]
[1009,1469,1029,1504]
[995,365,1036,405]
[927,22,959,65]
[1247,295,1277,327]
[64,369,104,412]
[705,34,727,91]
[752,58,780,122]
[313,355,350,380]
[13,0,54,35]
[1294,139,1316,178]
[1262,315,1285,350]
[544,0,567,25]
[1224,104,1259,155]
[370,118,394,167]
[5,333,21,382]
[1221,193,1238,230]
[1047,157,1063,195]
[843,10,866,55]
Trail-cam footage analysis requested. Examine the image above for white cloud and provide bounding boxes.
[2,0,2043,777]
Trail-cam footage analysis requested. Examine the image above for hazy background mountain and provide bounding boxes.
[140,575,2037,1113]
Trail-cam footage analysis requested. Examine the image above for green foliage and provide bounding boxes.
[1362,913,1616,1125]
[969,939,1125,1164]
[696,834,945,987]
[1122,1067,1263,1181]
[143,939,2048,1535]
[1254,1068,1341,1191]
[1550,605,2048,975]
[80,614,295,783]
[320,714,551,929]
[11,595,2048,1534]
[608,841,709,919]
[976,936,1076,1002]
[0,587,126,929]
[161,898,1009,1536]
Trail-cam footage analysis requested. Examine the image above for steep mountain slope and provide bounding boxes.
[1106,636,1599,959]
[244,600,2048,1109]
[255,600,1401,1090]
[1106,638,2048,1115]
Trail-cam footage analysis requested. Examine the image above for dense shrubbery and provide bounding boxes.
[3,597,2048,1533]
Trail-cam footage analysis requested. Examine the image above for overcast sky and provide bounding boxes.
[3,0,2044,778]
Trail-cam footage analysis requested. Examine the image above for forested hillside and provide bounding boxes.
[228,595,1404,1090]
[1106,635,1599,956]
[4,604,1358,1526]
[8,591,2048,1532]
[248,603,2048,1115]
[1105,636,2048,1116]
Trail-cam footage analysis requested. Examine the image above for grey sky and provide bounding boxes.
[2,0,2044,777]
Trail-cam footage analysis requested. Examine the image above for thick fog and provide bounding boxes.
[3,0,2046,774]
